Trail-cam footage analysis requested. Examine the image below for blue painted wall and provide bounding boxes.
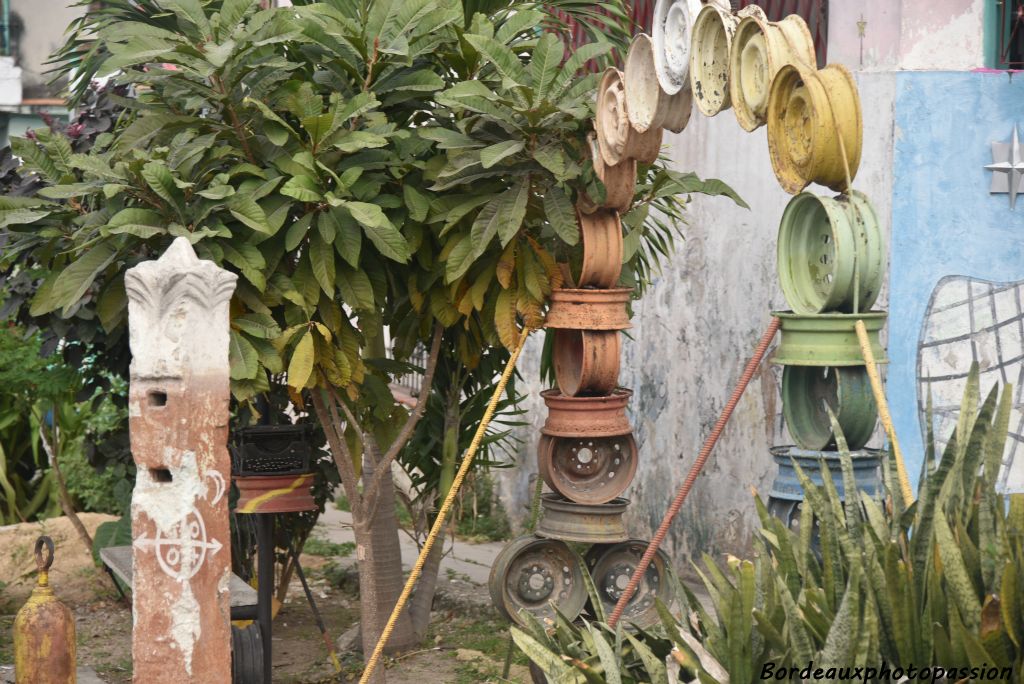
[889,71,1024,486]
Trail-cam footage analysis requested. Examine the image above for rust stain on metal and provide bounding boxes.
[576,209,624,289]
[544,288,633,330]
[539,432,638,505]
[553,329,621,396]
[541,388,634,437]
[13,537,76,684]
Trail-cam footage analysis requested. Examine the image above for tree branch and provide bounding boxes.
[310,386,363,517]
[363,323,444,518]
[38,423,94,556]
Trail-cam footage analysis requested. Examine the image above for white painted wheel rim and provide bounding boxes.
[690,4,739,116]
[624,34,664,132]
[653,0,701,95]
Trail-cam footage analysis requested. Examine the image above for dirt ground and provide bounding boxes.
[0,516,531,683]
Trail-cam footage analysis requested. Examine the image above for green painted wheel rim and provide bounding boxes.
[777,191,884,314]
[782,366,877,450]
[771,310,887,366]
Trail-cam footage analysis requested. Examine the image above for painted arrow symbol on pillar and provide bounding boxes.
[134,507,222,581]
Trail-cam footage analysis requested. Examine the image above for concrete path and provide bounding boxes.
[1,665,105,683]
[312,504,505,600]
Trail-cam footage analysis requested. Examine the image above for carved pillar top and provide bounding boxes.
[125,237,238,380]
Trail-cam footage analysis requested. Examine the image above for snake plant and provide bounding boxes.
[517,364,1023,682]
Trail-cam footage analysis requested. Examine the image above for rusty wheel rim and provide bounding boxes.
[488,535,587,626]
[581,133,636,214]
[553,329,621,397]
[537,435,556,490]
[585,540,673,627]
[576,209,623,288]
[535,494,630,543]
[541,388,633,437]
[547,434,638,505]
[545,288,633,331]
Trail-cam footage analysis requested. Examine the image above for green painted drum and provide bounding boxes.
[781,366,877,450]
[777,191,884,314]
[771,311,887,366]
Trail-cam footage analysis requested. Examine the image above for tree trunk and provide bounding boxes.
[409,398,460,639]
[355,455,417,677]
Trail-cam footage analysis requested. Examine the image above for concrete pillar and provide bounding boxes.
[125,237,237,683]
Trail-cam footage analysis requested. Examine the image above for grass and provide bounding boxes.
[428,611,529,683]
[303,537,355,558]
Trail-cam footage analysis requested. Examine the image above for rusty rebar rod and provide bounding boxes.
[607,316,781,628]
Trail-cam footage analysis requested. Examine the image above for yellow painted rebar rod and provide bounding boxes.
[854,319,914,504]
[359,326,533,684]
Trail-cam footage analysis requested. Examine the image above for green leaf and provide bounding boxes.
[229,330,259,380]
[331,131,389,154]
[510,628,574,680]
[333,213,362,268]
[142,161,183,211]
[479,140,524,169]
[300,113,335,146]
[403,184,430,222]
[287,330,315,389]
[936,513,981,630]
[417,127,481,150]
[222,242,266,289]
[543,186,579,245]
[309,232,336,295]
[197,184,235,200]
[12,136,59,182]
[92,515,132,565]
[470,180,528,257]
[589,627,621,684]
[499,179,529,246]
[552,42,613,97]
[531,32,563,103]
[228,193,273,234]
[344,201,410,263]
[232,313,281,339]
[534,144,569,180]
[50,243,119,315]
[336,267,375,311]
[285,214,313,251]
[335,92,379,123]
[217,0,255,35]
[281,174,322,202]
[162,0,211,35]
[444,233,475,284]
[464,33,529,88]
[375,68,444,93]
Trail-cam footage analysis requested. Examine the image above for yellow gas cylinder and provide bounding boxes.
[13,536,76,684]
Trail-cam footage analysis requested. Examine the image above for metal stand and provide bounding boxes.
[256,513,275,684]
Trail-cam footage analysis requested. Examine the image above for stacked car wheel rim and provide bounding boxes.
[763,56,886,525]
[490,36,696,628]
